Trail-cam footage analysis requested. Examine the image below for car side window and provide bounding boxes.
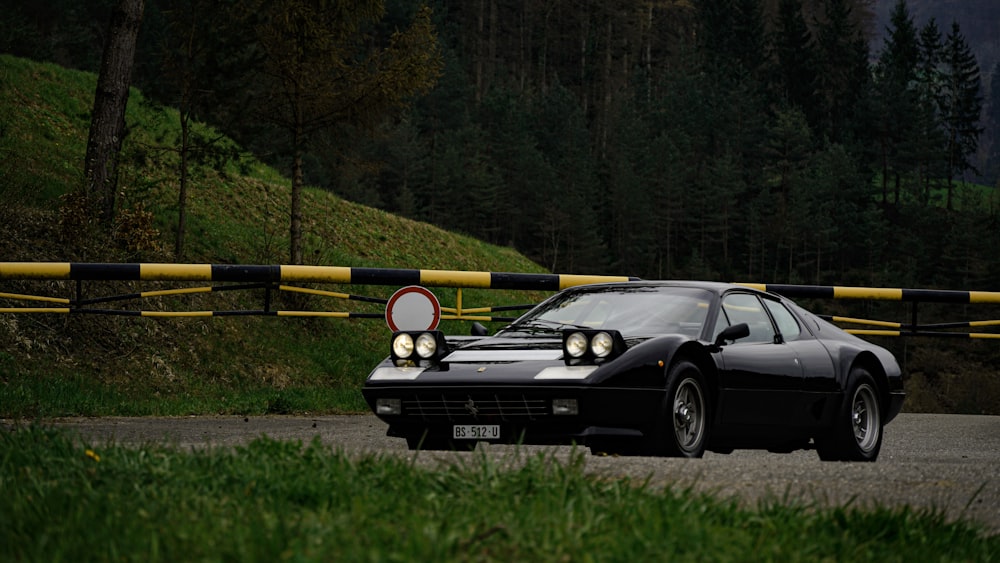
[718,293,776,344]
[763,299,801,342]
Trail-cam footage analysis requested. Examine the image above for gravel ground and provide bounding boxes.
[8,412,999,535]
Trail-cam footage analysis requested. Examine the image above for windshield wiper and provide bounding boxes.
[515,319,592,332]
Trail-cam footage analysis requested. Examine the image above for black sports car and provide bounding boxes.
[362,281,905,461]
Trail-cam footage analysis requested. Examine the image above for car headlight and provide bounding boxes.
[376,398,401,415]
[552,398,579,416]
[565,332,589,358]
[591,331,613,358]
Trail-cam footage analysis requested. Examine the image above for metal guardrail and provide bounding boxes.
[0,262,636,288]
[735,283,1000,339]
[1,262,998,337]
[0,262,637,322]
[735,283,1000,304]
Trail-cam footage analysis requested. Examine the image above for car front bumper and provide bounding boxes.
[362,384,665,446]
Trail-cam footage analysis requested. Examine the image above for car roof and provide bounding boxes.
[567,280,755,295]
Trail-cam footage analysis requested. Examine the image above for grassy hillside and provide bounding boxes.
[0,54,549,417]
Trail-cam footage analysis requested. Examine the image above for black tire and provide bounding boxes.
[648,359,709,458]
[816,367,883,462]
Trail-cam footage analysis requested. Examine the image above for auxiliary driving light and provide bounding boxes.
[415,332,438,358]
[591,331,614,358]
[392,333,414,358]
[391,330,448,365]
[565,331,589,358]
[562,329,626,365]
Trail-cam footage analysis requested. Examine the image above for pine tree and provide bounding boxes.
[733,0,767,78]
[940,21,983,210]
[770,0,818,125]
[872,0,920,205]
[696,0,766,76]
[813,0,870,146]
[913,18,947,205]
[151,0,259,258]
[531,82,607,273]
[985,62,1000,186]
[252,0,442,264]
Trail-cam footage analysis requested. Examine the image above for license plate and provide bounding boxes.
[452,424,500,440]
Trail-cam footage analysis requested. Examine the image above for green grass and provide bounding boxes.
[0,56,93,202]
[0,369,368,417]
[2,426,996,561]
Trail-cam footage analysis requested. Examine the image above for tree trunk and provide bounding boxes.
[291,121,304,265]
[488,0,497,95]
[83,0,144,226]
[176,110,190,258]
[475,0,484,104]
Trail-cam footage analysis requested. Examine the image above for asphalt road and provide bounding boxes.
[18,412,1000,535]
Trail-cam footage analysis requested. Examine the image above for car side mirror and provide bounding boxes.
[714,322,750,346]
[471,322,488,336]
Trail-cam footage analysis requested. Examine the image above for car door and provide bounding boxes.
[712,292,804,426]
[761,297,837,428]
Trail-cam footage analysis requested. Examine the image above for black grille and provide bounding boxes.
[401,393,549,421]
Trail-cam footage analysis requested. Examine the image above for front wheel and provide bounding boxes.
[816,367,883,462]
[649,360,709,458]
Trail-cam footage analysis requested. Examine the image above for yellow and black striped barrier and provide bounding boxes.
[819,316,1000,340]
[0,262,637,321]
[0,262,635,290]
[2,263,999,338]
[736,284,1000,339]
[736,283,1000,304]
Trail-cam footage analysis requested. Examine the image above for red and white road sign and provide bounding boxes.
[385,285,441,331]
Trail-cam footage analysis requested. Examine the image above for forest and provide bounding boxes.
[2,0,999,292]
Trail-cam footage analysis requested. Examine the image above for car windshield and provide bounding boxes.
[503,286,713,338]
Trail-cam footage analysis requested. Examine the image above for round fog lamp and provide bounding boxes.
[392,333,414,358]
[415,332,438,359]
[565,332,588,358]
[591,331,614,358]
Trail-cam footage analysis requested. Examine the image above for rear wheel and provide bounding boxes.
[816,367,883,462]
[649,360,709,458]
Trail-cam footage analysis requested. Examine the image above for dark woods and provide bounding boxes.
[2,0,999,290]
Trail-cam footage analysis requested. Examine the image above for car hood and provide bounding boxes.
[445,334,563,358]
